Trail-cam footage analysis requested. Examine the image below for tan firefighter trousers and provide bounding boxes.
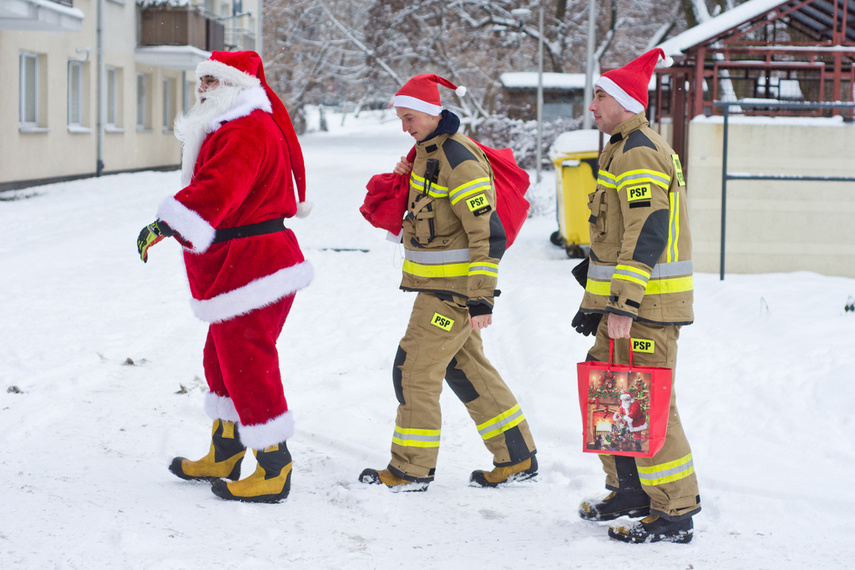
[388,292,536,482]
[587,319,701,520]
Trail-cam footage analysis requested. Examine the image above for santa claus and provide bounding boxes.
[137,50,312,503]
[614,392,647,435]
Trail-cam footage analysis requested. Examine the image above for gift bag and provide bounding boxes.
[576,339,672,457]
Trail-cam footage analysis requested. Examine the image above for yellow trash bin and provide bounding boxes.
[548,130,602,258]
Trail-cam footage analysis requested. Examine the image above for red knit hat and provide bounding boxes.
[394,74,467,116]
[196,51,309,217]
[594,48,667,114]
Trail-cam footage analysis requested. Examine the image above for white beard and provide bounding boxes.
[174,84,244,187]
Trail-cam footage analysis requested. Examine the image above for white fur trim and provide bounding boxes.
[204,392,241,423]
[196,60,261,90]
[207,86,271,133]
[394,95,442,116]
[595,76,644,114]
[157,196,216,253]
[296,201,313,219]
[456,86,467,97]
[190,260,314,323]
[238,410,295,450]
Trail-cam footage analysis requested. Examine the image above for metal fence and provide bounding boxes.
[714,100,855,280]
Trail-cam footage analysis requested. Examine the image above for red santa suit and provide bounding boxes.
[615,393,647,439]
[156,51,312,450]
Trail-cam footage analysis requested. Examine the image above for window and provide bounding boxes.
[136,72,147,129]
[163,77,173,131]
[20,52,39,127]
[68,61,83,127]
[106,67,119,128]
[183,79,194,113]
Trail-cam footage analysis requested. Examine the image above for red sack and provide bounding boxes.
[576,339,672,458]
[360,144,530,247]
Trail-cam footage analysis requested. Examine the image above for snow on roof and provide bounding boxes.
[500,72,592,90]
[548,129,603,160]
[656,0,789,58]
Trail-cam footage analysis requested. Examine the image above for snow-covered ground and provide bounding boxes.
[2,109,853,569]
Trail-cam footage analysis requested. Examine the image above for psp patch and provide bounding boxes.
[631,338,655,354]
[430,312,455,331]
[626,184,652,202]
[466,194,492,216]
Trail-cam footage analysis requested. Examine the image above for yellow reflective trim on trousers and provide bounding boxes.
[402,259,469,278]
[468,261,498,278]
[450,177,491,205]
[393,426,441,448]
[638,453,694,486]
[477,404,525,440]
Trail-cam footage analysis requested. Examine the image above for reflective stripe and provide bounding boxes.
[584,262,694,296]
[614,264,650,287]
[468,261,498,278]
[477,404,525,440]
[597,171,617,189]
[404,248,470,264]
[403,259,468,278]
[587,261,693,281]
[668,191,680,262]
[393,426,441,448]
[638,453,695,486]
[645,275,693,295]
[450,177,491,205]
[410,172,449,198]
[616,169,671,191]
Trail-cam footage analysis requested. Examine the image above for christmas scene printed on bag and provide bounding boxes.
[584,370,651,454]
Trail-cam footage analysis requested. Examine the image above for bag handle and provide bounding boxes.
[608,338,635,367]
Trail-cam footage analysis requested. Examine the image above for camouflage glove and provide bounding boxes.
[137,220,173,263]
[571,309,601,337]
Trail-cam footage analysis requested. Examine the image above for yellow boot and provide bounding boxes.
[211,441,292,503]
[169,420,246,482]
[469,455,538,487]
[358,468,430,492]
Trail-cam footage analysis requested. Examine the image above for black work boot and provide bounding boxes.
[579,490,650,521]
[609,514,694,544]
[169,420,246,482]
[211,441,293,503]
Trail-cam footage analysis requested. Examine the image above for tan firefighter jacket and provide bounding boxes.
[581,113,694,326]
[401,127,507,311]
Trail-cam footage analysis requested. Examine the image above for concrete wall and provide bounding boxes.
[668,117,855,278]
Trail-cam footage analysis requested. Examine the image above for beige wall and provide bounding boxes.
[1,0,189,187]
[681,118,855,278]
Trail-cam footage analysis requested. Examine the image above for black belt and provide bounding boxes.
[212,218,287,244]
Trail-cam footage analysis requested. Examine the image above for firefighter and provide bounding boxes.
[359,75,537,491]
[572,49,701,543]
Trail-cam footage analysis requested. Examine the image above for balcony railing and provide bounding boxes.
[139,6,224,52]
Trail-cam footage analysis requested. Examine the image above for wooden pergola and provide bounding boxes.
[653,0,855,164]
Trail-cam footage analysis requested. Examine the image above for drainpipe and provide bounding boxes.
[96,0,104,177]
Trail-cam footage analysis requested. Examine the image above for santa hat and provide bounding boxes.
[394,74,467,116]
[594,48,669,114]
[196,51,311,218]
[620,392,632,401]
